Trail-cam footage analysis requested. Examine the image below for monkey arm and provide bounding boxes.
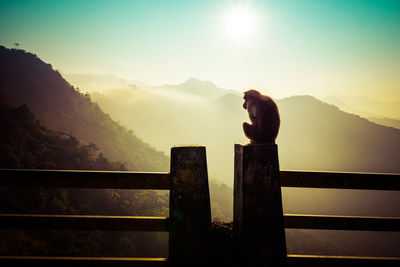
[243,122,254,141]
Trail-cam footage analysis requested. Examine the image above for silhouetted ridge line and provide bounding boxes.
[0,45,168,171]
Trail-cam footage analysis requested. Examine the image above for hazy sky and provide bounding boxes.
[1,0,399,100]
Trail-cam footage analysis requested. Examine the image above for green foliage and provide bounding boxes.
[0,45,169,172]
[0,102,168,257]
[0,46,170,257]
[0,102,126,170]
[209,179,233,222]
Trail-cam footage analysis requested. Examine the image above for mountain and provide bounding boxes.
[0,46,168,171]
[91,86,400,222]
[92,87,400,179]
[91,86,248,180]
[136,78,240,103]
[324,95,400,119]
[323,96,379,118]
[1,47,399,255]
[277,95,400,173]
[0,100,169,258]
[0,102,125,170]
[166,78,240,99]
[368,117,400,130]
[63,74,240,103]
[324,95,400,130]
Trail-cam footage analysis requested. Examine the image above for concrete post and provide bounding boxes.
[234,143,287,266]
[169,145,211,266]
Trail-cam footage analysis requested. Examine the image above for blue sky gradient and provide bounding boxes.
[1,0,399,100]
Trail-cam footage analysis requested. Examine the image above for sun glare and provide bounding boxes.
[221,5,257,44]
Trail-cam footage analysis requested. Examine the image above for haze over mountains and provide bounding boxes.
[148,78,240,102]
[322,96,400,130]
[85,80,400,183]
[64,73,144,93]
[21,50,399,221]
[0,46,168,172]
[74,71,400,226]
[324,95,400,121]
[1,45,400,256]
[0,46,232,221]
[65,73,240,103]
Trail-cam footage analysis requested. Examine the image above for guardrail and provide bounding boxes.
[234,143,400,267]
[1,143,399,266]
[0,145,212,266]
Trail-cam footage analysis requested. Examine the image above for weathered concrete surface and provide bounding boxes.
[234,143,287,267]
[169,145,211,266]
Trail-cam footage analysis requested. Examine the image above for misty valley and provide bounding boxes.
[1,46,400,260]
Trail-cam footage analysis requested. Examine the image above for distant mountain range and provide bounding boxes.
[65,73,240,103]
[2,45,400,254]
[2,45,399,212]
[151,77,240,102]
[89,84,400,223]
[277,95,400,172]
[0,46,168,171]
[90,85,400,182]
[368,117,400,130]
[63,73,146,93]
[323,96,400,129]
[324,95,400,119]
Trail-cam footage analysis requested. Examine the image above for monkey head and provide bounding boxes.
[243,89,261,110]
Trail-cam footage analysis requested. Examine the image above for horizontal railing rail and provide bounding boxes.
[0,214,169,231]
[279,169,400,266]
[0,169,171,265]
[2,156,399,265]
[284,214,400,231]
[280,170,400,190]
[0,146,212,266]
[0,256,167,266]
[287,254,400,267]
[4,169,399,190]
[0,169,170,190]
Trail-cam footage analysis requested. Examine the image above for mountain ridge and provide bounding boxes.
[0,46,168,171]
[324,95,400,119]
[91,87,400,182]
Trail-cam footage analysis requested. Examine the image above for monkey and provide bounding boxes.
[242,89,280,144]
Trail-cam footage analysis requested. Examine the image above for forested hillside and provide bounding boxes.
[0,46,168,172]
[0,46,170,257]
[0,101,168,257]
[0,101,125,170]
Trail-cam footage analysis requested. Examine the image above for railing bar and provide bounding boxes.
[0,169,170,189]
[287,254,400,260]
[285,213,400,220]
[280,170,400,190]
[3,169,400,190]
[0,213,168,219]
[0,256,167,261]
[0,214,169,231]
[284,214,400,231]
[287,254,400,266]
[0,256,167,266]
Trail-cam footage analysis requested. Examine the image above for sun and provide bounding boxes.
[221,5,257,44]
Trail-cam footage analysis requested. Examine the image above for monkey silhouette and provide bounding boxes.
[242,89,280,143]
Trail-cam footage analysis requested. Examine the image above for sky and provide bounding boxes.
[1,0,399,100]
